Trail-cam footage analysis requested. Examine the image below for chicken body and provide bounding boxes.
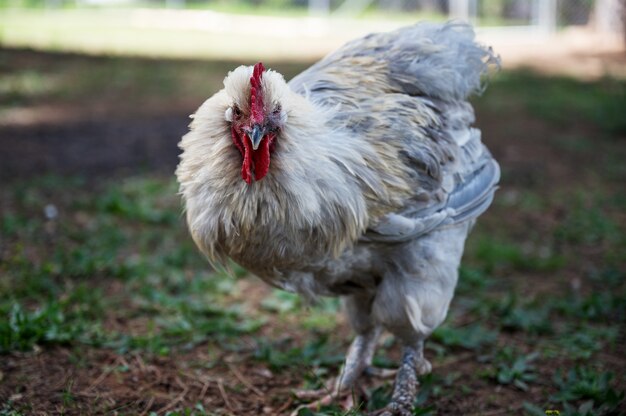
[177,22,499,414]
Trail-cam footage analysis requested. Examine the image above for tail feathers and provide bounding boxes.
[289,22,499,106]
[389,22,501,101]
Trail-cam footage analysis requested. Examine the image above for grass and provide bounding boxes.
[1,177,265,354]
[1,50,625,414]
[524,367,624,416]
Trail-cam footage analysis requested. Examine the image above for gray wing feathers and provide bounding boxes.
[448,159,500,222]
[362,158,499,243]
[361,209,454,243]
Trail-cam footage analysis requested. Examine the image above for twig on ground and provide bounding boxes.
[218,378,236,414]
[134,352,147,373]
[227,363,264,397]
[147,364,162,382]
[275,396,294,415]
[155,379,189,415]
[81,356,121,393]
[174,376,188,391]
[139,396,155,416]
[136,380,162,396]
[78,391,113,398]
[118,355,131,372]
[199,379,210,401]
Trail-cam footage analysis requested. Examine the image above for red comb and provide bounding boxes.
[249,62,265,125]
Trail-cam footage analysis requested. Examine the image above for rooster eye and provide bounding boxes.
[233,106,242,117]
[272,105,281,115]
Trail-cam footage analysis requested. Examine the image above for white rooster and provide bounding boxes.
[176,22,500,415]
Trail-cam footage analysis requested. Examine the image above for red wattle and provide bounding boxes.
[253,134,272,181]
[231,128,244,156]
[241,133,253,184]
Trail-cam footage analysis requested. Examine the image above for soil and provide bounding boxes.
[0,113,189,180]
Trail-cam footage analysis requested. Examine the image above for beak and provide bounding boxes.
[249,124,264,150]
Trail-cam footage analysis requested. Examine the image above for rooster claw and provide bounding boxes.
[290,385,362,416]
[290,392,336,416]
[292,387,332,401]
[364,366,397,379]
[292,376,336,401]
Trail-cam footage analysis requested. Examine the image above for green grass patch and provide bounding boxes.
[253,335,344,371]
[0,175,268,355]
[473,236,565,274]
[550,367,624,415]
[0,298,105,353]
[554,196,622,246]
[431,323,498,351]
[482,347,539,391]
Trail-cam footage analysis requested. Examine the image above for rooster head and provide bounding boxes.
[224,62,287,184]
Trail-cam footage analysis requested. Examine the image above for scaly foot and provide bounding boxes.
[377,342,431,416]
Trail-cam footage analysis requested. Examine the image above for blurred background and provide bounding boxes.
[1,0,625,62]
[1,1,625,415]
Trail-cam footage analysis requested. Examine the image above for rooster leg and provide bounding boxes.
[379,340,431,416]
[335,325,382,392]
[293,326,380,398]
[291,326,381,416]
